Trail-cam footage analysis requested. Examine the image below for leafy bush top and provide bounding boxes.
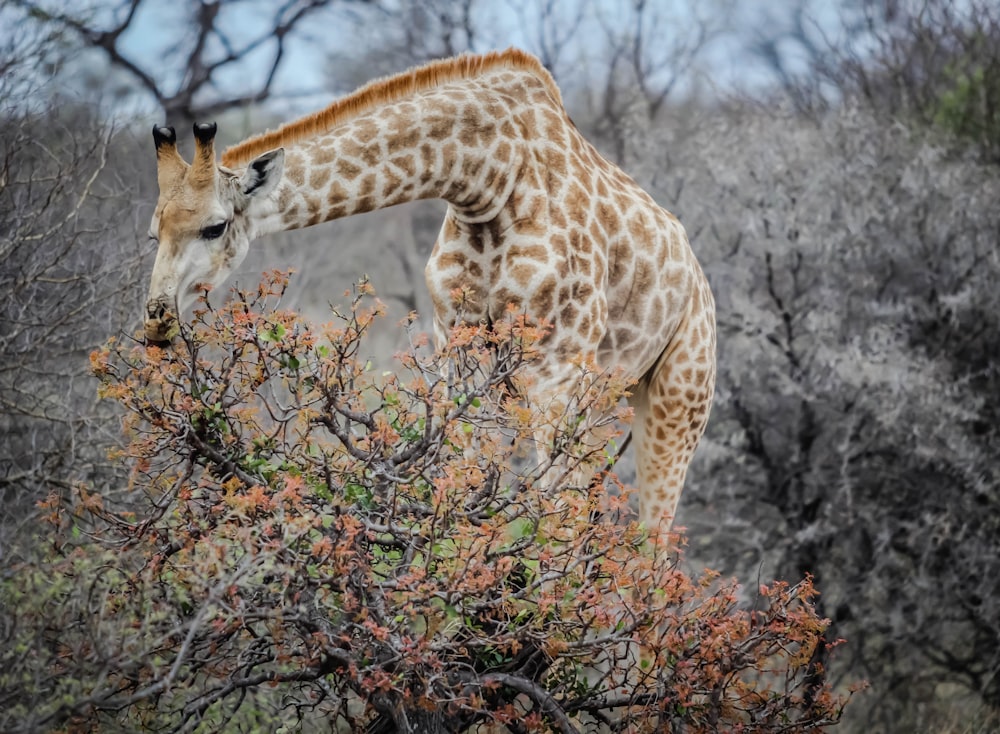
[3,272,856,733]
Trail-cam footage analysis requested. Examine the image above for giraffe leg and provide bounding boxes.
[629,306,716,534]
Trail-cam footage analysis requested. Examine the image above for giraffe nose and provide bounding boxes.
[144,298,179,346]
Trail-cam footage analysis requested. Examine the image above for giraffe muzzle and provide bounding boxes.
[144,298,180,346]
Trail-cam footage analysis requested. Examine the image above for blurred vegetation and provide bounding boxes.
[1,0,999,731]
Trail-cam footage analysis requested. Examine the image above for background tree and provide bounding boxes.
[11,0,377,125]
[0,23,149,556]
[684,104,1000,728]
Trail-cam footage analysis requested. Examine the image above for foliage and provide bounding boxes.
[653,99,1000,731]
[0,49,149,541]
[1,273,854,733]
[782,0,1000,162]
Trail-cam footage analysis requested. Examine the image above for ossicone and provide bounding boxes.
[193,121,218,145]
[152,125,177,149]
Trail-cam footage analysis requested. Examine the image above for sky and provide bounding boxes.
[4,0,855,123]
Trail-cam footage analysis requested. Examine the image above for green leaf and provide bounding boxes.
[260,323,286,342]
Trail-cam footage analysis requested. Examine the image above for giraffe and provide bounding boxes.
[143,48,715,531]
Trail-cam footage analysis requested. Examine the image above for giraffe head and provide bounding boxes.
[144,122,284,344]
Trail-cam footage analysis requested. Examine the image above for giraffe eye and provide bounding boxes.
[200,222,228,240]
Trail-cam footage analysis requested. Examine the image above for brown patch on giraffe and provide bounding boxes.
[634,257,656,291]
[510,263,536,289]
[354,119,379,144]
[481,166,508,199]
[560,302,580,326]
[568,228,591,255]
[508,81,529,100]
[427,116,455,141]
[541,109,564,139]
[663,267,686,290]
[554,337,579,361]
[608,245,632,287]
[545,170,566,197]
[529,85,552,103]
[508,243,548,261]
[338,137,363,159]
[648,293,665,320]
[441,141,458,166]
[565,181,589,216]
[544,147,568,177]
[461,157,481,183]
[390,154,416,179]
[493,286,523,311]
[596,200,620,233]
[571,252,592,278]
[459,115,494,149]
[515,195,545,231]
[336,159,362,180]
[305,201,324,227]
[588,220,603,242]
[467,229,486,255]
[614,327,637,349]
[573,281,594,302]
[494,140,512,162]
[436,251,468,270]
[309,167,331,190]
[441,216,461,240]
[594,252,608,288]
[419,144,436,176]
[392,100,420,120]
[392,126,422,153]
[550,234,568,262]
[549,208,567,229]
[313,146,336,166]
[357,174,377,200]
[327,180,349,205]
[518,109,539,137]
[286,165,305,187]
[497,158,518,189]
[304,194,323,216]
[529,275,556,316]
[382,166,403,194]
[360,145,381,168]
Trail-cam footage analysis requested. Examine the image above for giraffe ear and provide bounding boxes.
[239,148,284,201]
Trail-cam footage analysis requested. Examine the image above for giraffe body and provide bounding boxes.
[144,49,715,530]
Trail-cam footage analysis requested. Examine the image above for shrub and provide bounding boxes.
[1,273,856,733]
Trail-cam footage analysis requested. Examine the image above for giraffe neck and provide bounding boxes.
[247,86,522,238]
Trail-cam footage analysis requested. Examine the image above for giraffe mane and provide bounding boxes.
[221,47,560,168]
